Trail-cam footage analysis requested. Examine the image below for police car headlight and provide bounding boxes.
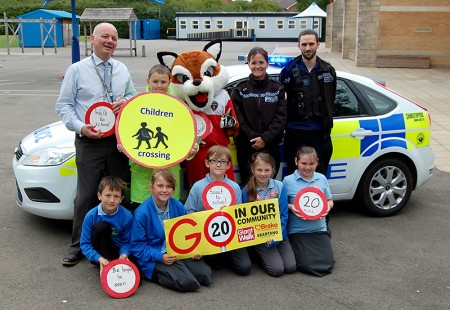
[23,147,75,166]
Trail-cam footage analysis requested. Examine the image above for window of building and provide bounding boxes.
[288,20,295,29]
[276,20,283,29]
[192,20,199,30]
[235,21,249,37]
[300,20,307,29]
[180,20,186,30]
[259,20,265,29]
[216,20,223,29]
[236,21,248,29]
[313,20,319,30]
[204,20,211,29]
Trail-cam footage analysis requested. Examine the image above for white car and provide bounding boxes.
[13,63,434,219]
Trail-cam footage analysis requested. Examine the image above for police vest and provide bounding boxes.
[290,67,324,119]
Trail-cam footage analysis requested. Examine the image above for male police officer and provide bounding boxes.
[279,29,336,175]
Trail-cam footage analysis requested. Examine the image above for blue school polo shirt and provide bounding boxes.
[282,170,332,234]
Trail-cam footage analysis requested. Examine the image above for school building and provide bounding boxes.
[175,12,325,42]
[326,0,450,68]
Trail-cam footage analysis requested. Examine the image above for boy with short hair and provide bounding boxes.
[118,64,183,204]
[184,145,251,275]
[80,176,133,273]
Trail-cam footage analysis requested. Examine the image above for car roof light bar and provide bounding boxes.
[237,55,296,67]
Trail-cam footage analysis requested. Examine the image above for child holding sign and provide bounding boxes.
[130,170,213,292]
[283,146,335,276]
[184,145,252,276]
[118,64,182,204]
[241,153,296,277]
[80,176,133,274]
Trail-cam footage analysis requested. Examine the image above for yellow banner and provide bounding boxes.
[164,199,282,259]
[116,92,196,168]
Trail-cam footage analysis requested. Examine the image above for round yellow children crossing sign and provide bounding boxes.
[116,92,196,168]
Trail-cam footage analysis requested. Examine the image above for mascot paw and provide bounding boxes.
[220,114,237,129]
[220,108,237,129]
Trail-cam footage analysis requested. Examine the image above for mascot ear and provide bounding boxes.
[157,51,178,70]
[203,39,222,62]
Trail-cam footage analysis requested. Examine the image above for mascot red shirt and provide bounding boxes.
[157,39,239,187]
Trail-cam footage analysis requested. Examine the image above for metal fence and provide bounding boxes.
[187,28,255,41]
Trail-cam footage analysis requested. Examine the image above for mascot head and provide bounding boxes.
[157,39,229,112]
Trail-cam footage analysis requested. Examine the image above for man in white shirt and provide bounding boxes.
[56,22,136,266]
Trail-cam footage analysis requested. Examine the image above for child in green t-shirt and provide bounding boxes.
[119,64,182,203]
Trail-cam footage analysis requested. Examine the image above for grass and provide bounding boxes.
[0,35,20,48]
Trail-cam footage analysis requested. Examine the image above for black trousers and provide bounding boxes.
[67,135,128,257]
[91,221,119,261]
[284,129,333,176]
[153,259,213,292]
[204,248,252,276]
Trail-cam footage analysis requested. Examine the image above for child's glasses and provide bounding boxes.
[208,159,229,165]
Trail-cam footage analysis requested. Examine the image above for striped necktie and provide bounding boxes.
[103,61,111,87]
[102,61,115,102]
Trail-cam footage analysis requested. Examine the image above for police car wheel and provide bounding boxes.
[357,158,413,217]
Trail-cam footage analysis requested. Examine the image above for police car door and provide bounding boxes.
[328,78,386,199]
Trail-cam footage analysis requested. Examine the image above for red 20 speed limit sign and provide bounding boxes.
[203,212,236,248]
[294,186,328,220]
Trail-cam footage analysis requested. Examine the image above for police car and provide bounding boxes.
[12,60,434,219]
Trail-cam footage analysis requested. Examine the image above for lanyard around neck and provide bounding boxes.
[91,55,115,103]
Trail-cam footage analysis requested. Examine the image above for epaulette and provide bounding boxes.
[285,55,302,69]
[317,56,335,71]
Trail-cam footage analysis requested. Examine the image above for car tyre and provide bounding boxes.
[357,158,413,217]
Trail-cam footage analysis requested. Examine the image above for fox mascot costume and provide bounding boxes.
[157,39,240,186]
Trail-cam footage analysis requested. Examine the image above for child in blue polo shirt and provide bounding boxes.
[184,145,252,276]
[283,146,335,276]
[242,152,296,277]
[80,176,133,274]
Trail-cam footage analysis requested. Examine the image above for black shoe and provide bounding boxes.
[62,253,79,266]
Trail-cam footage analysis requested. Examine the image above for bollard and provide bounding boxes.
[142,45,146,57]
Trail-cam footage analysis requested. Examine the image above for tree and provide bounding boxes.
[229,0,282,12]
[295,0,330,12]
[1,0,288,37]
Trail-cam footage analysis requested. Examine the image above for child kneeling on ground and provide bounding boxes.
[130,170,213,292]
[242,152,296,277]
[80,176,134,274]
[184,145,252,276]
[283,146,335,276]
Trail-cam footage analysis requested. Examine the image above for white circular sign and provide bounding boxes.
[193,112,212,140]
[85,101,116,137]
[204,212,236,247]
[201,181,236,210]
[100,259,140,298]
[294,187,328,220]
[106,263,136,293]
[194,114,207,137]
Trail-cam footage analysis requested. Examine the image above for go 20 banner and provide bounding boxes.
[164,199,282,259]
